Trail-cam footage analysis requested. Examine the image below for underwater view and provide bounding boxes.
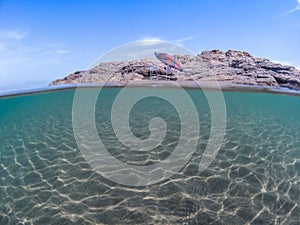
[1,87,300,224]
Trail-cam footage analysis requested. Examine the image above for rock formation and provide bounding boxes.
[49,49,300,90]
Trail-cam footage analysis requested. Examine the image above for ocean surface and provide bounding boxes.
[0,87,300,224]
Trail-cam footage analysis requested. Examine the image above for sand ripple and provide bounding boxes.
[0,89,300,224]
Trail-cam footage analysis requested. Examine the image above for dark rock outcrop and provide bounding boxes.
[49,49,300,90]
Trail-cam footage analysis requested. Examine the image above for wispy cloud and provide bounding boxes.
[136,38,165,46]
[172,36,198,45]
[0,30,71,56]
[287,0,300,14]
[136,36,198,47]
[0,31,27,40]
[45,49,71,55]
[0,30,71,86]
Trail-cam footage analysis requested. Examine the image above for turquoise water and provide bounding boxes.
[1,87,300,224]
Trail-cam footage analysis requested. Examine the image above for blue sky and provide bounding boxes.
[0,0,299,90]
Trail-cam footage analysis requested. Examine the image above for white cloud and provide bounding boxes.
[0,30,71,56]
[136,36,198,47]
[0,31,27,40]
[136,38,165,46]
[172,36,198,45]
[45,49,71,55]
[0,30,71,87]
[287,0,300,14]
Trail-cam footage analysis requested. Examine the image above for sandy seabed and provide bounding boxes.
[0,85,300,224]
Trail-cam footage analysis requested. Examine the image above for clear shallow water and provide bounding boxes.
[0,87,300,224]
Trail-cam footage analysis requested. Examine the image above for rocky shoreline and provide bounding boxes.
[49,49,300,91]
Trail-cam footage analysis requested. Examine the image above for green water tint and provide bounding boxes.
[0,88,300,224]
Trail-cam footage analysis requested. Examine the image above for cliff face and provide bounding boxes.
[49,49,300,90]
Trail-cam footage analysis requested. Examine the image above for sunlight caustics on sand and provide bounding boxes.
[0,87,300,224]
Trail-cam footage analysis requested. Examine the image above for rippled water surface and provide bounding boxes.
[1,87,300,224]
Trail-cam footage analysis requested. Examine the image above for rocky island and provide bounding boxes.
[49,49,300,91]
